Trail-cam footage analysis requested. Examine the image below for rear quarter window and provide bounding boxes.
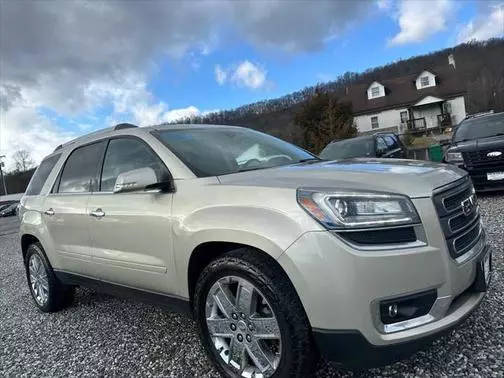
[25,154,61,196]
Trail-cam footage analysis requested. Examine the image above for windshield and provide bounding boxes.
[319,137,375,160]
[156,127,315,177]
[453,113,504,142]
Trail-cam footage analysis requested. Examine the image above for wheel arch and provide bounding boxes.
[187,242,296,308]
[21,233,40,261]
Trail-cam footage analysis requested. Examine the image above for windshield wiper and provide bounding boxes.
[297,157,323,163]
[237,167,267,173]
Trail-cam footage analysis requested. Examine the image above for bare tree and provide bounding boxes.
[13,150,34,172]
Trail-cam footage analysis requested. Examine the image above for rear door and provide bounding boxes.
[43,141,107,277]
[87,137,176,294]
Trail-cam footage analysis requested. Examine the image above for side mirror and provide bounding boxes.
[114,167,158,193]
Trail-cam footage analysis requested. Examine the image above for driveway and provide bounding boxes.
[1,195,503,376]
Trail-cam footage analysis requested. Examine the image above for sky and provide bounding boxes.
[0,0,503,170]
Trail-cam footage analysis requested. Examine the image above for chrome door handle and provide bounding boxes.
[44,208,55,216]
[90,208,105,218]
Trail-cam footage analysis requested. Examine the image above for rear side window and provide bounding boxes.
[383,135,399,149]
[25,154,61,196]
[100,138,169,192]
[376,137,388,154]
[58,141,107,193]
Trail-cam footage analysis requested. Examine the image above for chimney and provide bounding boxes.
[448,53,456,69]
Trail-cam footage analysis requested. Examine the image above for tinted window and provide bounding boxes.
[453,113,504,142]
[25,154,61,195]
[376,137,387,153]
[320,137,375,160]
[156,128,314,177]
[383,135,399,149]
[100,138,169,192]
[58,142,106,193]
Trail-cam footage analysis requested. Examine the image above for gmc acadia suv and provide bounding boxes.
[20,123,492,377]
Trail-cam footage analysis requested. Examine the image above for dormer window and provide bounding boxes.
[371,86,380,98]
[415,71,436,89]
[367,82,384,99]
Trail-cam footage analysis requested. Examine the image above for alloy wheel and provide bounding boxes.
[205,276,282,378]
[29,254,49,306]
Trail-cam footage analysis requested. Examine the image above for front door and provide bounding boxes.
[87,137,175,294]
[43,141,107,277]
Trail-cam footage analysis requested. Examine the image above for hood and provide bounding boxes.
[450,134,504,153]
[218,159,467,198]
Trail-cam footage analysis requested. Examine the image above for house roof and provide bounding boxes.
[341,66,466,116]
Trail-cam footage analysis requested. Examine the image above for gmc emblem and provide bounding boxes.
[461,196,475,216]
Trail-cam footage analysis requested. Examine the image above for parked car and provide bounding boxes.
[0,201,19,217]
[20,123,491,376]
[320,133,407,160]
[444,112,504,192]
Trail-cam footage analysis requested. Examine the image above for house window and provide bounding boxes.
[371,86,380,98]
[400,111,408,123]
[371,116,379,129]
[420,76,430,87]
[443,102,452,114]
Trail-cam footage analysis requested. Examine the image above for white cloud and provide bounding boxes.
[457,3,504,43]
[389,0,454,45]
[0,95,75,170]
[132,103,201,126]
[0,1,374,168]
[376,0,391,10]
[231,61,267,89]
[216,61,269,90]
[215,65,228,85]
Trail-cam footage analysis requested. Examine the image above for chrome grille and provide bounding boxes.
[464,148,504,165]
[433,177,482,260]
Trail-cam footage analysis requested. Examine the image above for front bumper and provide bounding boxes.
[277,197,490,365]
[465,165,504,192]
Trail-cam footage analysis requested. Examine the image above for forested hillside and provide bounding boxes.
[175,39,504,148]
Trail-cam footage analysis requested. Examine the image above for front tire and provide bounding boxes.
[194,248,317,377]
[24,243,74,312]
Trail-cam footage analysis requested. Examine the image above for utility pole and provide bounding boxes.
[0,155,7,196]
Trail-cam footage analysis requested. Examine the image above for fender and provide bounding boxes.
[172,205,307,298]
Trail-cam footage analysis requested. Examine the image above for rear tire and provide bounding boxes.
[24,242,74,312]
[194,248,317,377]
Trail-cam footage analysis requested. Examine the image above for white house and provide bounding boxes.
[341,56,467,134]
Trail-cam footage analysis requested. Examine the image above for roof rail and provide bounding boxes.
[53,123,139,152]
[464,110,494,120]
[114,123,138,130]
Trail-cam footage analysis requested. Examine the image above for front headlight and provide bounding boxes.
[297,189,420,230]
[445,151,463,163]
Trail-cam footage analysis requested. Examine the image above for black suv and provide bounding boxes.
[444,112,504,192]
[320,133,407,160]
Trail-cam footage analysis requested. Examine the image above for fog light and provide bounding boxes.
[388,304,398,318]
[380,289,437,325]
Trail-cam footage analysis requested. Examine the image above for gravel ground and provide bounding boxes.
[0,194,503,377]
